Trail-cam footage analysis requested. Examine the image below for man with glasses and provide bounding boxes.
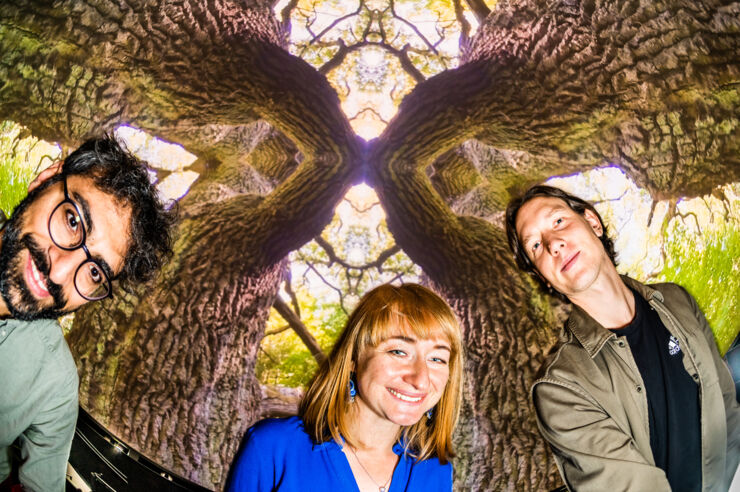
[0,135,175,491]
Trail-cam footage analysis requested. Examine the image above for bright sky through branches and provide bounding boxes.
[275,0,479,138]
[287,182,420,312]
[115,126,199,202]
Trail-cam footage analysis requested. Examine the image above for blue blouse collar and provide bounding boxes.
[313,436,413,460]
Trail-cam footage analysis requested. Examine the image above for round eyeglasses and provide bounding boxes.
[47,175,113,301]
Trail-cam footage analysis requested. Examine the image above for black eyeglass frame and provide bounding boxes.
[47,174,114,301]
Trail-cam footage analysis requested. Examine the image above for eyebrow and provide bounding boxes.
[72,191,94,236]
[519,205,566,245]
[94,256,117,281]
[72,191,118,278]
[385,335,451,352]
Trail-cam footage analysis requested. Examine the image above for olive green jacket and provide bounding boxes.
[532,277,739,491]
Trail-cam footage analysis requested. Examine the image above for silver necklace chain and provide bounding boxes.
[346,444,392,492]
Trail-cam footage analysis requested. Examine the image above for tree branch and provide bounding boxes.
[273,297,327,365]
[452,0,472,56]
[308,2,364,44]
[389,0,439,55]
[263,324,291,336]
[348,108,389,126]
[394,44,426,83]
[314,235,401,271]
[283,275,301,318]
[259,384,301,419]
[279,0,300,41]
[465,0,490,23]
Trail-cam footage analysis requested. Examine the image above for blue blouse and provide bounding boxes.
[226,416,452,491]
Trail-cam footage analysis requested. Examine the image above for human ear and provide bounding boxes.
[28,161,63,192]
[583,209,603,237]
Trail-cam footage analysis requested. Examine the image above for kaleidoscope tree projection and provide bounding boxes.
[1,0,739,489]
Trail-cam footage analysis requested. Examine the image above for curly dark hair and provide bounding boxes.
[504,185,617,302]
[61,134,176,286]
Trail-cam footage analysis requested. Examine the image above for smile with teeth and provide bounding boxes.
[387,388,423,403]
[28,254,50,296]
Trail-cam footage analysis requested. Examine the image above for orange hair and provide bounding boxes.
[299,283,463,463]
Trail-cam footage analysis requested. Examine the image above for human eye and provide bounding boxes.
[429,355,449,365]
[554,217,564,226]
[86,263,104,285]
[531,240,540,253]
[389,349,407,357]
[64,207,81,233]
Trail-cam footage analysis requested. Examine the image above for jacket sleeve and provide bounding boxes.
[532,380,671,492]
[685,289,740,485]
[18,370,78,492]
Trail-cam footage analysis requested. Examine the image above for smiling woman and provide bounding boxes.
[226,283,463,492]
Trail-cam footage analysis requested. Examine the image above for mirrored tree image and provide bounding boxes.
[1,0,739,490]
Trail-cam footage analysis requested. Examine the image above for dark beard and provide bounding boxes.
[0,195,67,320]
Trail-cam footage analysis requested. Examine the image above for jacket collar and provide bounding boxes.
[565,275,663,358]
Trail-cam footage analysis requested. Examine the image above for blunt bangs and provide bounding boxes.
[357,290,460,361]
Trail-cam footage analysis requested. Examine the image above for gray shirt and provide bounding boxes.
[0,317,78,492]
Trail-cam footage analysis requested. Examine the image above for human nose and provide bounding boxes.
[47,246,84,287]
[403,356,431,390]
[544,233,565,256]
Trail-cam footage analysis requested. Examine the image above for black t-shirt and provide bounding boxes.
[612,290,702,491]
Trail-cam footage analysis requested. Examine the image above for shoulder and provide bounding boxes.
[39,321,79,393]
[11,318,75,363]
[622,276,692,306]
[646,281,706,330]
[248,416,308,440]
[243,416,314,455]
[406,454,453,489]
[228,417,317,490]
[413,455,452,474]
[647,281,693,304]
[531,332,610,413]
[0,319,78,398]
[535,333,594,390]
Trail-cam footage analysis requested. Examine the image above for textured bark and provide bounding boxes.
[67,124,358,490]
[258,384,302,419]
[369,142,563,490]
[2,0,739,490]
[368,2,740,489]
[383,0,740,204]
[1,2,360,490]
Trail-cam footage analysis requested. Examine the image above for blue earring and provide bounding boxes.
[348,374,357,403]
[426,407,434,420]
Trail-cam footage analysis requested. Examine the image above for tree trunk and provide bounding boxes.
[1,2,360,489]
[2,0,739,490]
[368,141,564,489]
[67,116,358,489]
[369,3,740,488]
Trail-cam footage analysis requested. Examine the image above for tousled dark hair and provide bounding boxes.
[62,134,176,286]
[504,185,617,302]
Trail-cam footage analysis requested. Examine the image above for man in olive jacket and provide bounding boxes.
[505,185,739,491]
